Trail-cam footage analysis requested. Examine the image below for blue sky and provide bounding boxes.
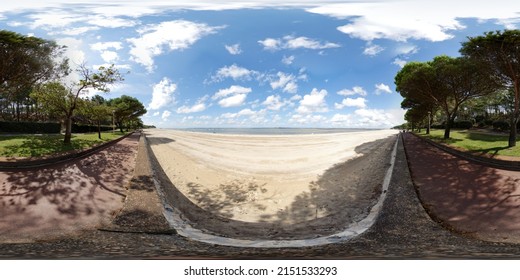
[2,1,520,128]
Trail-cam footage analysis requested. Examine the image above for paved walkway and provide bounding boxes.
[403,133,520,243]
[3,133,520,258]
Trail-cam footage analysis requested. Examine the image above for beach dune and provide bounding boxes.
[146,128,397,238]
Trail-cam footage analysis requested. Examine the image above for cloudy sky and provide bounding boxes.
[2,0,520,128]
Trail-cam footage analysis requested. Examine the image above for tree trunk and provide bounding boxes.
[64,116,72,145]
[97,121,101,139]
[511,81,520,148]
[444,115,454,139]
[509,124,517,147]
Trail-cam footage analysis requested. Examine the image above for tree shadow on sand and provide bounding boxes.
[150,134,399,239]
[257,136,395,227]
[186,181,268,219]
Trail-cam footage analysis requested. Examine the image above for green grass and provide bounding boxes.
[0,131,126,157]
[417,129,520,157]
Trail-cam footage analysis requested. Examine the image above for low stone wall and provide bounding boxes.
[410,132,520,171]
[0,132,136,170]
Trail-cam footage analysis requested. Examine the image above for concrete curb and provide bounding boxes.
[0,132,135,170]
[100,133,176,234]
[411,133,520,171]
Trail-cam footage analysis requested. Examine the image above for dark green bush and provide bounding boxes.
[493,120,510,131]
[71,124,113,133]
[0,121,61,134]
[453,120,473,129]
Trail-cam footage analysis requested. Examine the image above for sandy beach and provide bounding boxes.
[146,129,397,239]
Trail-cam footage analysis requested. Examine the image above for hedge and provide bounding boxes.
[0,121,114,134]
[0,121,60,134]
[71,124,114,133]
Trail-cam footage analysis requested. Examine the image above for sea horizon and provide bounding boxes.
[160,127,390,135]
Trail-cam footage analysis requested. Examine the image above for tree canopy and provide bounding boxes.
[0,30,68,104]
[460,29,520,147]
[108,95,147,133]
[395,55,495,138]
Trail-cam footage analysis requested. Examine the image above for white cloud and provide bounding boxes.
[56,37,85,65]
[257,38,281,50]
[307,1,520,42]
[85,14,137,28]
[262,95,289,111]
[289,114,327,124]
[153,112,160,117]
[296,88,328,114]
[176,95,208,113]
[225,43,242,55]
[395,44,419,55]
[375,83,392,95]
[393,58,407,68]
[128,20,223,72]
[213,85,251,108]
[237,108,256,116]
[176,103,206,114]
[148,77,177,110]
[58,26,99,36]
[259,35,340,51]
[219,94,247,108]
[213,85,252,99]
[363,42,384,56]
[337,86,367,96]
[90,41,123,51]
[212,64,258,82]
[100,51,119,63]
[335,97,367,109]
[162,110,171,121]
[282,55,295,65]
[330,108,405,128]
[269,72,298,94]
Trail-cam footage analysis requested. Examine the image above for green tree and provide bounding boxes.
[0,30,68,119]
[460,30,520,147]
[77,96,113,139]
[108,95,147,132]
[395,56,495,139]
[31,64,124,144]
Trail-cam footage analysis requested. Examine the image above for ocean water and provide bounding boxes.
[176,127,379,135]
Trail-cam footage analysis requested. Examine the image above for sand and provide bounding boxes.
[146,129,398,239]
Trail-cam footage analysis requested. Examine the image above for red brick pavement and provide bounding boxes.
[403,133,520,243]
[0,133,139,243]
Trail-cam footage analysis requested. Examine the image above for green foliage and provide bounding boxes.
[71,124,113,133]
[0,132,125,157]
[461,29,520,147]
[418,129,520,157]
[453,120,473,129]
[396,55,496,139]
[493,120,510,131]
[108,95,147,132]
[0,30,68,122]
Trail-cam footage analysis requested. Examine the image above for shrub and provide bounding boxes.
[71,124,113,133]
[0,121,61,134]
[493,120,510,131]
[453,120,473,129]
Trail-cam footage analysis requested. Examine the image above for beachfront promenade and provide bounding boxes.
[2,130,520,258]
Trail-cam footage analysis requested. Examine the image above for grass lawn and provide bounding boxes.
[0,131,126,157]
[417,129,520,157]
